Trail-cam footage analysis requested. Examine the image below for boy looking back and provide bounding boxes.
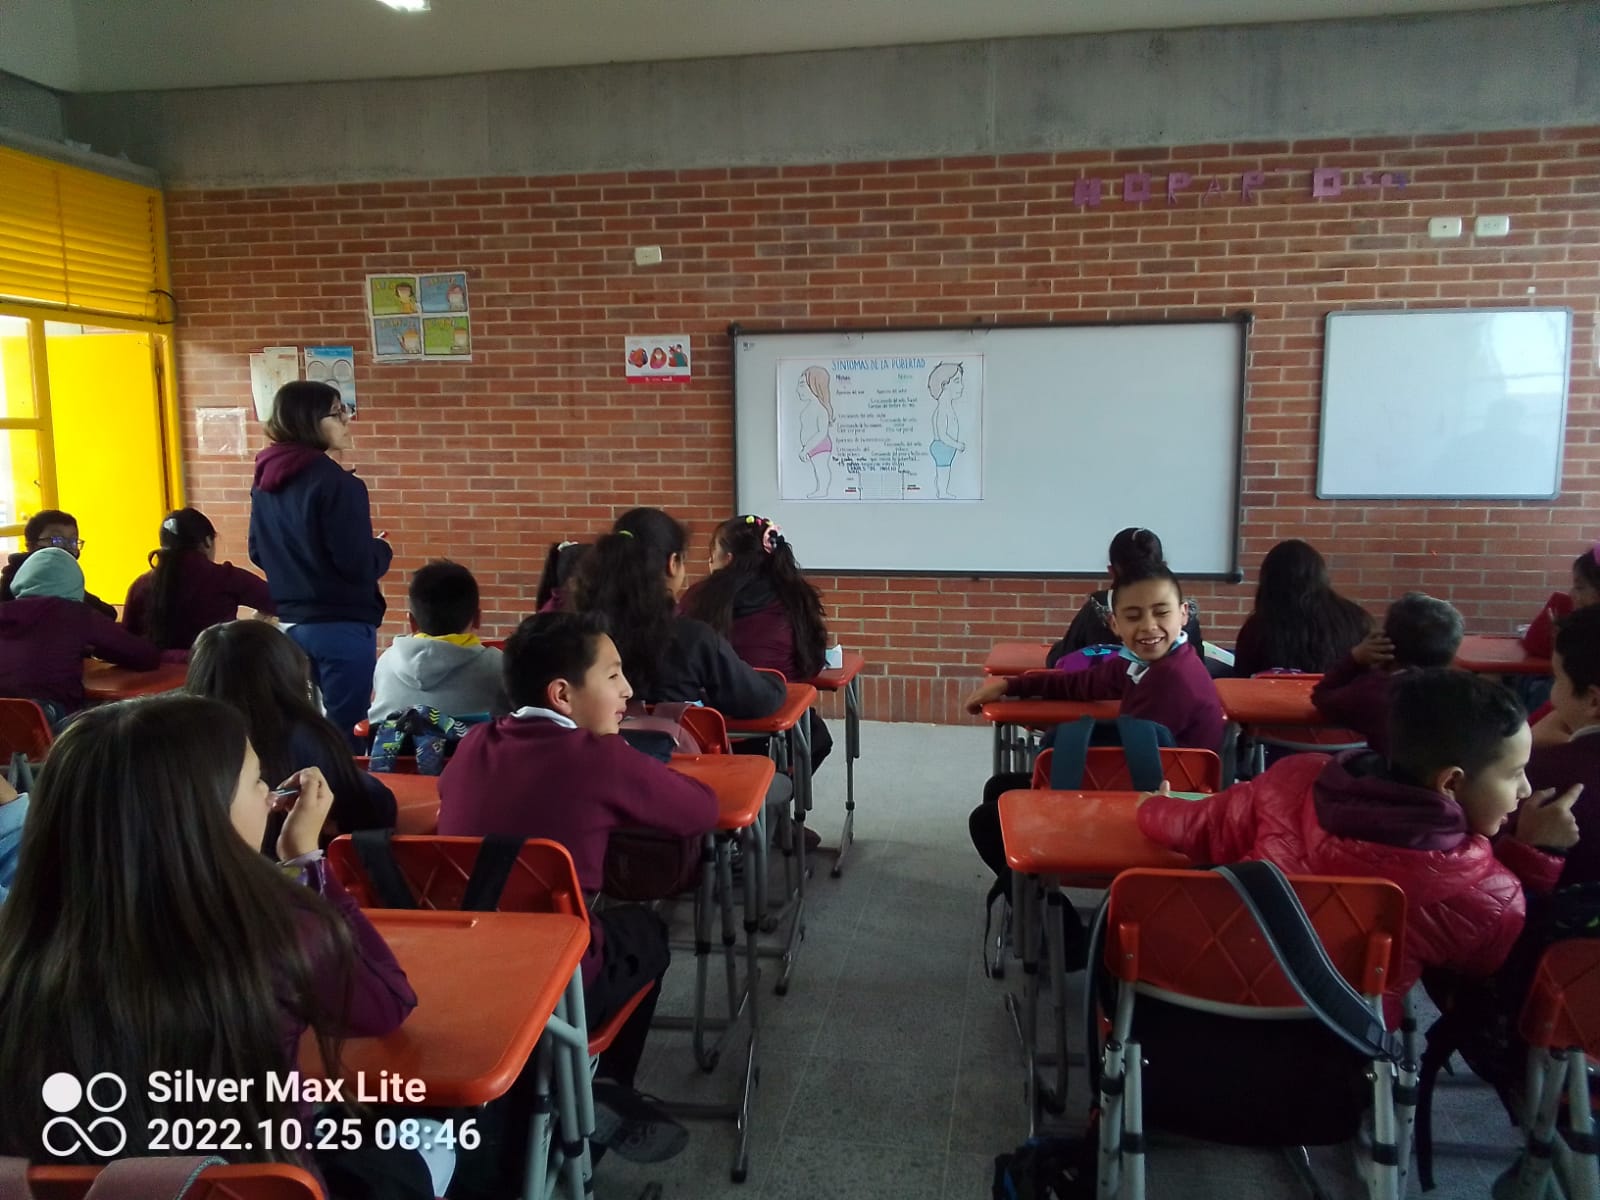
[1527,605,1600,887]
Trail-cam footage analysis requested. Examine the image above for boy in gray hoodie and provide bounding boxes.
[368,560,508,722]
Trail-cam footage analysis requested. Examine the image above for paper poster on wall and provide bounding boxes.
[776,354,984,501]
[367,272,472,361]
[196,407,248,456]
[248,346,300,422]
[624,336,691,384]
[304,346,358,410]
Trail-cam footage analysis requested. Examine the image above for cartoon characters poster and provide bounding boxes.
[367,272,471,361]
[776,354,985,501]
[623,335,691,384]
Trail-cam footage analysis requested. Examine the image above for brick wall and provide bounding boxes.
[166,128,1600,724]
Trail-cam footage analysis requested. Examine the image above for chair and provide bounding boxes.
[1029,747,1221,793]
[0,698,53,761]
[1245,672,1366,775]
[1508,939,1600,1200]
[679,705,732,755]
[1095,868,1410,1200]
[25,1163,320,1200]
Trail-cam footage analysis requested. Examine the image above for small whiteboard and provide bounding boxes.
[1317,308,1571,499]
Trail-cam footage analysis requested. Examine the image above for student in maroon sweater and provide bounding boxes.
[123,507,276,653]
[439,611,716,1167]
[680,514,834,766]
[1311,592,1464,758]
[964,563,1224,898]
[0,547,160,725]
[1527,605,1600,887]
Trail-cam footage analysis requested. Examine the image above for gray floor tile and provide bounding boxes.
[812,987,966,1069]
[838,929,970,996]
[758,1136,947,1200]
[943,1151,996,1199]
[786,1056,958,1149]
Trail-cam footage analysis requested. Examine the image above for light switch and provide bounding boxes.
[1428,217,1463,239]
[1475,215,1511,237]
[633,245,664,266]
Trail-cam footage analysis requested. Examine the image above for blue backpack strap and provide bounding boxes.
[1115,716,1175,792]
[1047,716,1096,789]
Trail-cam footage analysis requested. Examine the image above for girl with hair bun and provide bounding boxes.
[123,507,276,652]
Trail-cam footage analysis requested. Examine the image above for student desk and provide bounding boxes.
[804,652,865,877]
[665,754,774,1183]
[1213,675,1365,782]
[981,697,1121,774]
[725,682,817,996]
[984,642,1051,676]
[380,772,441,835]
[998,788,1190,1131]
[302,908,592,1200]
[81,659,187,702]
[1455,634,1552,675]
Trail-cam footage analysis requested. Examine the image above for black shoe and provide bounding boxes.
[591,1082,689,1164]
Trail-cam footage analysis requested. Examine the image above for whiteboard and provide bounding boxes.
[1318,308,1571,499]
[731,322,1247,575]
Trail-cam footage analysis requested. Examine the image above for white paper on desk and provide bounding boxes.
[249,346,300,423]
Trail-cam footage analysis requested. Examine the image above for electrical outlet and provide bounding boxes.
[633,245,663,266]
[1428,217,1463,239]
[1475,215,1511,237]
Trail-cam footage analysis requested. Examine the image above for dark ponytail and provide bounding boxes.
[570,507,686,698]
[1107,526,1164,586]
[536,541,590,611]
[146,508,216,650]
[682,516,828,679]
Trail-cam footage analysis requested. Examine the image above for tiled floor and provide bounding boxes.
[592,721,1523,1199]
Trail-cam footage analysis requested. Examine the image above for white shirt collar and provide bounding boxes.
[510,706,576,729]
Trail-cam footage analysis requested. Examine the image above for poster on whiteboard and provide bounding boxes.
[776,354,984,501]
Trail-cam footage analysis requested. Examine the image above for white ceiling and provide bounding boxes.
[1,0,1560,94]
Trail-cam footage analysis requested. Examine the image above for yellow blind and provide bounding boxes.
[0,147,167,320]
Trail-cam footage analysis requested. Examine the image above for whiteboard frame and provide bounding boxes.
[728,317,1251,580]
[1316,306,1572,501]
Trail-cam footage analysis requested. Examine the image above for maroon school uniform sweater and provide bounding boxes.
[437,715,719,983]
[1527,730,1600,889]
[1004,640,1225,752]
[1310,654,1402,757]
[0,595,161,710]
[123,551,276,651]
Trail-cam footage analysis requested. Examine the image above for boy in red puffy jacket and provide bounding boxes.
[1139,669,1580,1015]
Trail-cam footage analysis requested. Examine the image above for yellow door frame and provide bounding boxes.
[0,299,183,540]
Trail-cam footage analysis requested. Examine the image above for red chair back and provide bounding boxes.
[326,834,585,917]
[1519,938,1600,1055]
[1030,746,1222,793]
[0,698,53,760]
[26,1164,320,1200]
[679,706,732,755]
[1105,868,1404,1008]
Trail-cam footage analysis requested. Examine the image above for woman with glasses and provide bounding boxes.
[0,509,117,618]
[249,381,392,748]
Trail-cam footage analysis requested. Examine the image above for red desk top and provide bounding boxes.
[982,697,1121,727]
[1455,634,1552,676]
[999,789,1188,879]
[382,773,441,835]
[725,682,817,735]
[1213,676,1322,726]
[806,651,865,692]
[670,754,774,831]
[302,909,588,1107]
[82,659,187,702]
[983,642,1052,676]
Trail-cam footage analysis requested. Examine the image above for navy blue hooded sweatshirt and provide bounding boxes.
[248,444,392,626]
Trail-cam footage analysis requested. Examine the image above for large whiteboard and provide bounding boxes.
[731,322,1247,575]
[1318,308,1571,499]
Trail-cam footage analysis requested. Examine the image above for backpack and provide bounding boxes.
[991,1134,1097,1200]
[0,1157,225,1200]
[368,706,475,774]
[618,701,704,762]
[1050,643,1122,676]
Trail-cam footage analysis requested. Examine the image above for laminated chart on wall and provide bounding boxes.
[367,272,471,362]
[776,354,984,501]
[304,346,358,410]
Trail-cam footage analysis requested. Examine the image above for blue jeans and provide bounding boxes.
[288,622,377,751]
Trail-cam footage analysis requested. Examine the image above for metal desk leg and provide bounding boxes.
[830,677,861,878]
[776,715,813,996]
[1003,868,1044,1137]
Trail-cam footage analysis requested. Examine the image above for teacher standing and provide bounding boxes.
[249,381,391,748]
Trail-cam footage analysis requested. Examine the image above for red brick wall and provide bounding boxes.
[166,128,1600,724]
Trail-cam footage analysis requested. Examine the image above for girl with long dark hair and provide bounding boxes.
[187,619,395,840]
[1231,539,1371,677]
[123,507,276,652]
[0,695,421,1194]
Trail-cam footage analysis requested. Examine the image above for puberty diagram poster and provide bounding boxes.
[776,354,984,501]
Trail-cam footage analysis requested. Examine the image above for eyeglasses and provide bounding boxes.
[39,536,84,551]
[322,406,353,423]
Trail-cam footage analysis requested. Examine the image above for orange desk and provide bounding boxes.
[1214,676,1364,781]
[999,788,1189,1130]
[982,696,1122,774]
[803,652,865,876]
[382,772,441,834]
[1455,634,1552,676]
[984,642,1052,676]
[665,753,774,1182]
[82,659,187,702]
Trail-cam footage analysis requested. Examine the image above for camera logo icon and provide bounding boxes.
[41,1072,128,1158]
